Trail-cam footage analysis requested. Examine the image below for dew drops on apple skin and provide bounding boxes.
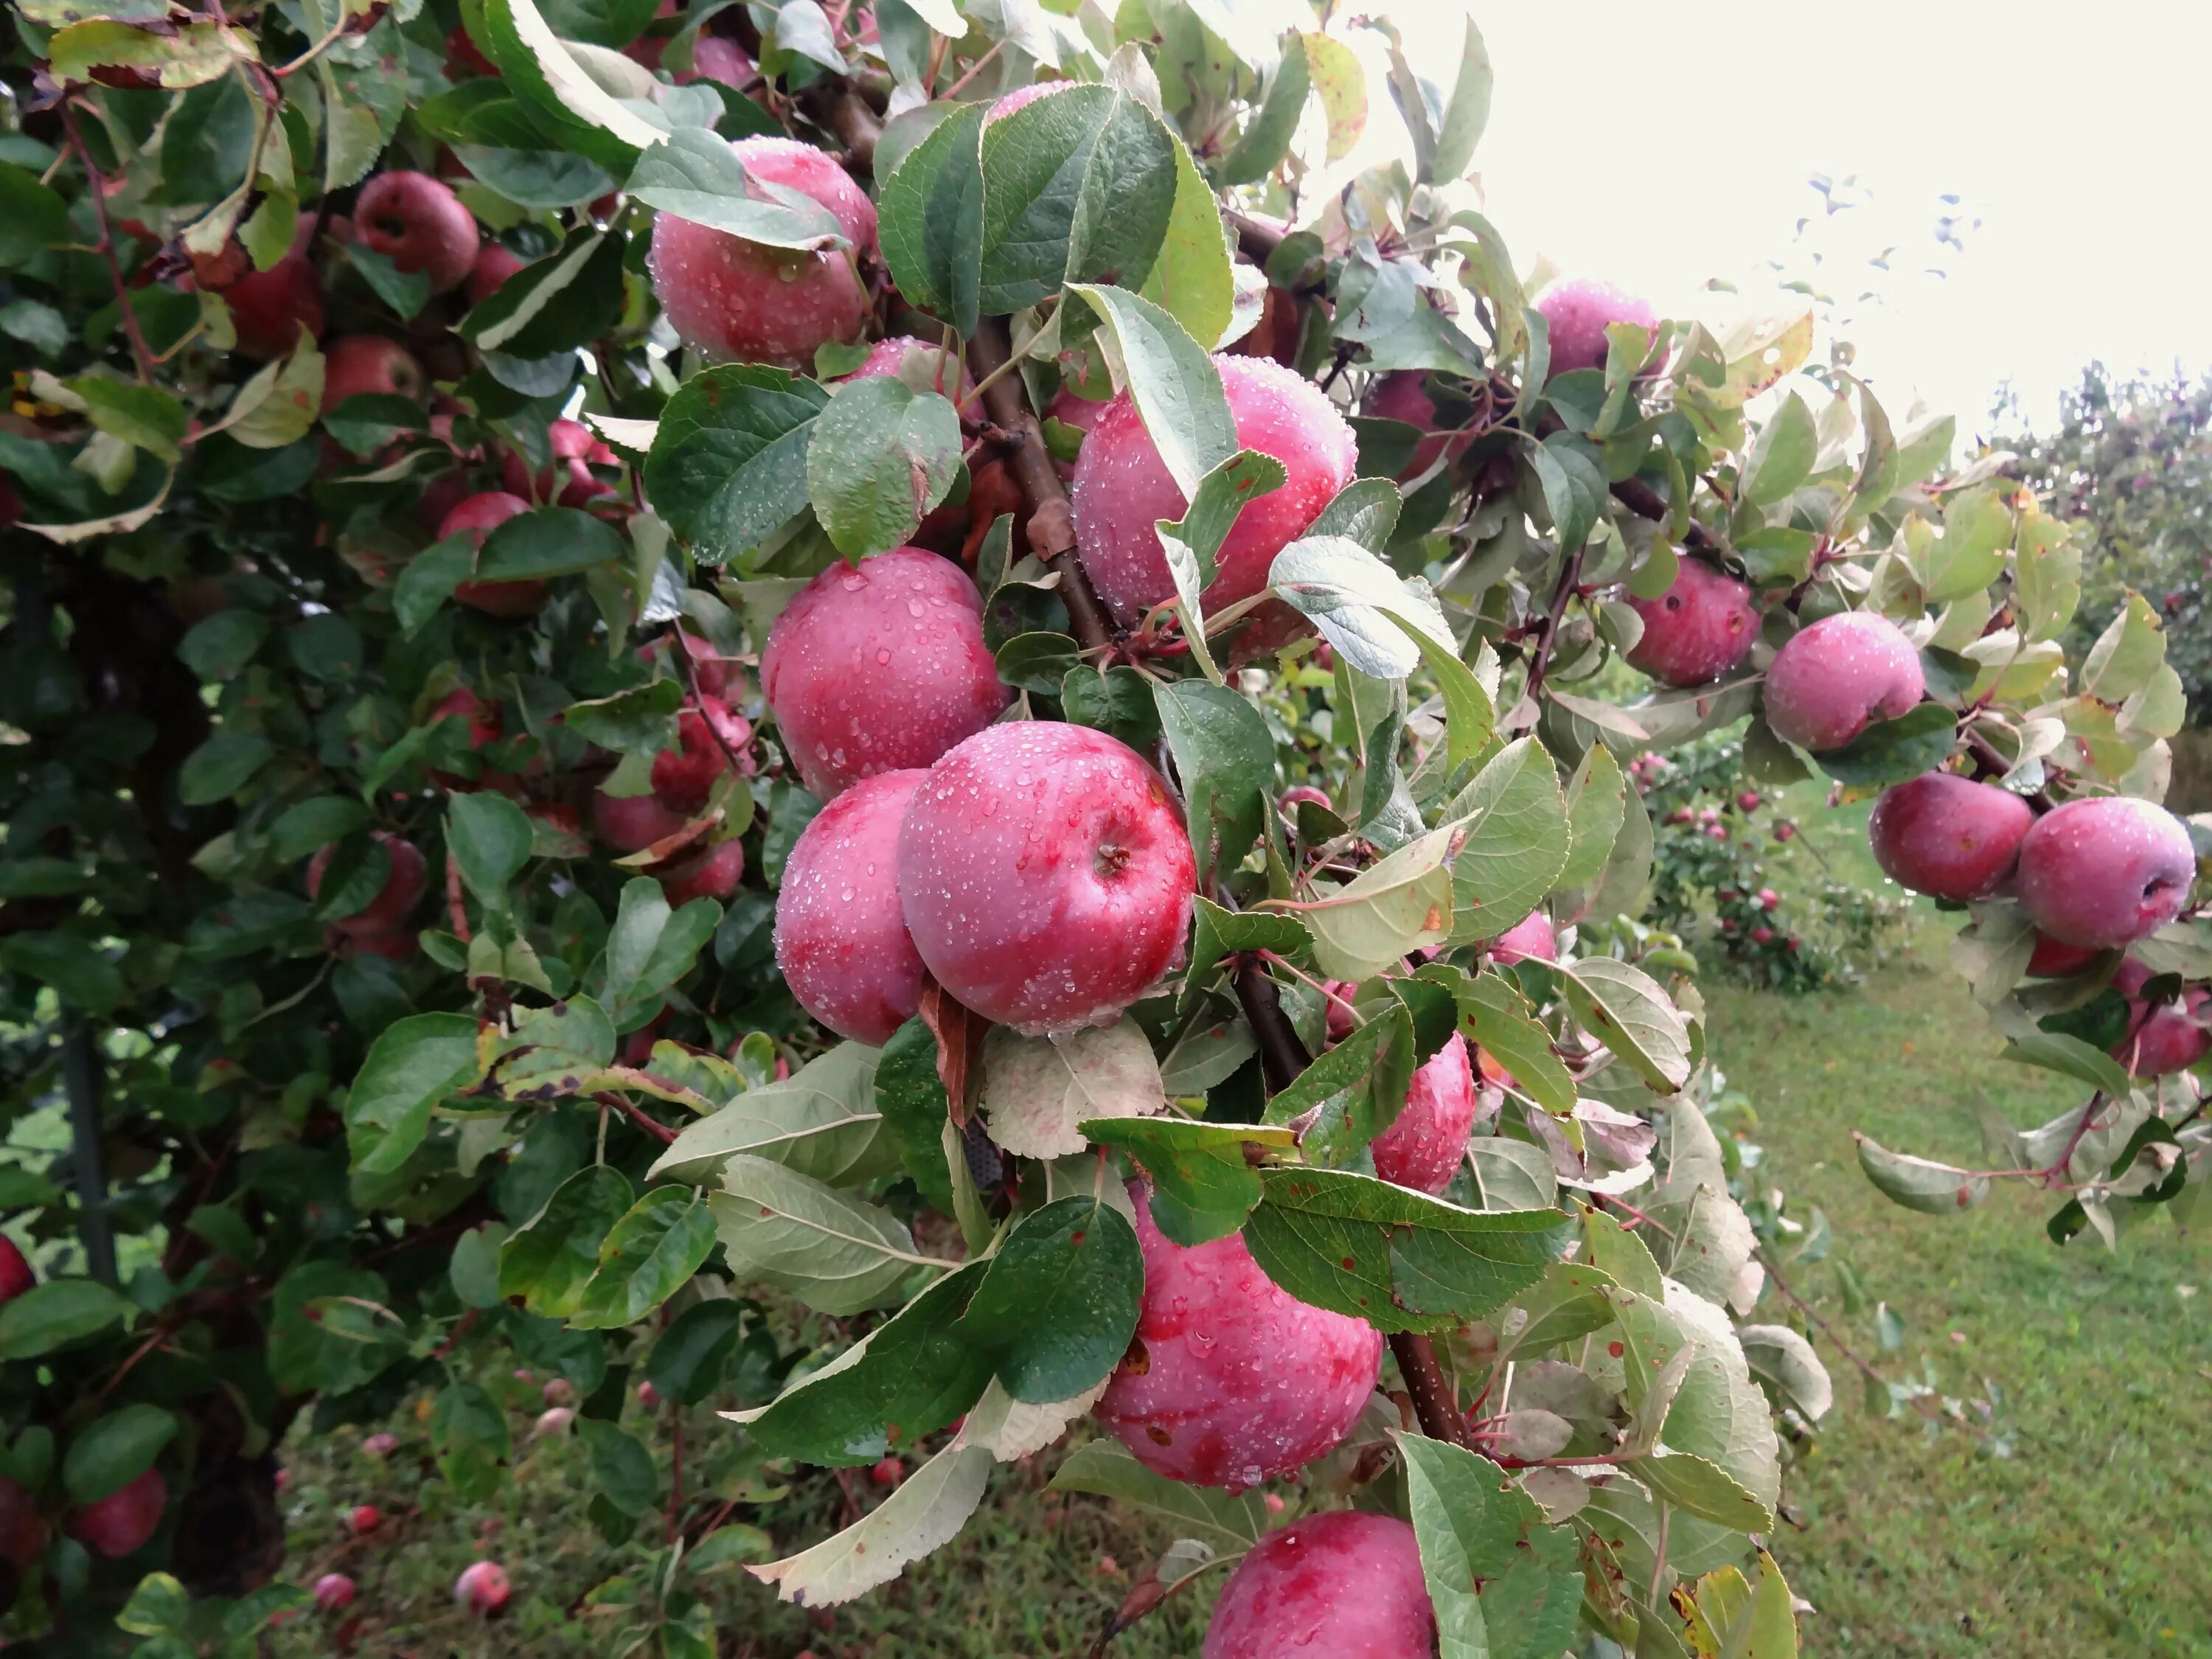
[773,770,931,1045]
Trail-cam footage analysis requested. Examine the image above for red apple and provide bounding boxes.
[467,241,528,305]
[1534,277,1660,377]
[498,417,619,508]
[0,1237,32,1305]
[347,1504,380,1536]
[646,135,877,366]
[1363,371,1469,481]
[638,1380,661,1408]
[1096,1185,1382,1489]
[222,229,324,361]
[1368,1032,1475,1194]
[657,838,745,904]
[1071,354,1357,633]
[1626,558,1758,688]
[0,1476,48,1573]
[593,788,694,853]
[308,832,427,938]
[652,700,747,814]
[2111,972,2209,1077]
[437,491,547,617]
[1203,1512,1433,1659]
[321,335,425,414]
[314,1572,357,1611]
[1867,771,2035,902]
[2026,931,2098,978]
[454,1559,509,1615]
[355,171,479,294]
[1763,611,1925,752]
[2015,796,2197,950]
[897,723,1195,1036]
[869,1456,903,1486]
[1488,912,1557,965]
[761,547,1008,801]
[847,333,975,402]
[68,1468,166,1559]
[775,768,930,1044]
[1046,387,1109,479]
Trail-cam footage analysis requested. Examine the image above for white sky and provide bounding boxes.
[1427,1,2212,436]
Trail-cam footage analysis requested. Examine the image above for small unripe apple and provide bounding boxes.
[1363,372,1470,481]
[869,1456,903,1487]
[1666,807,1694,826]
[1773,821,1797,844]
[1488,912,1557,965]
[1627,556,1756,686]
[1071,355,1357,636]
[656,838,745,904]
[356,171,480,294]
[314,1572,357,1611]
[532,1406,574,1438]
[68,1468,166,1559]
[437,491,547,617]
[2015,796,2197,949]
[761,547,1008,801]
[467,241,528,305]
[638,1380,661,1408]
[1737,790,1761,813]
[1750,925,1775,945]
[1534,277,1660,377]
[454,1559,510,1616]
[1867,772,2035,902]
[1706,824,1728,841]
[775,768,930,1044]
[1368,1032,1475,1194]
[1763,611,1925,752]
[647,136,877,366]
[347,1504,381,1536]
[321,335,425,414]
[1096,1185,1381,1489]
[308,832,427,938]
[1203,1511,1433,1659]
[541,1377,575,1407]
[897,724,1195,1037]
[0,1237,32,1305]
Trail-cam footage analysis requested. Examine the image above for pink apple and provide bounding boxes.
[761,546,1008,801]
[685,34,756,87]
[361,1433,400,1458]
[1095,1184,1382,1490]
[1534,277,1660,377]
[1368,1032,1475,1194]
[1363,371,1470,481]
[1867,771,2035,901]
[314,1572,356,1611]
[1071,354,1357,633]
[638,1380,661,1408]
[355,171,479,294]
[774,768,930,1044]
[68,1468,166,1559]
[1203,1512,1434,1659]
[1489,912,1557,964]
[532,1406,574,1438]
[437,491,547,617]
[321,335,425,414]
[1626,558,1758,687]
[467,241,528,305]
[1763,611,1926,751]
[454,1559,510,1615]
[847,333,975,402]
[2015,796,2197,949]
[308,832,426,938]
[647,136,877,366]
[896,723,1195,1036]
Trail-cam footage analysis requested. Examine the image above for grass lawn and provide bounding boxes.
[272,854,2212,1656]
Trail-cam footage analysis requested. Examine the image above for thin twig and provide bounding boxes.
[595,1091,678,1146]
[60,102,156,384]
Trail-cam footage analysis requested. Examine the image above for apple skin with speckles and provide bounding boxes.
[1763,611,1925,751]
[1203,1511,1434,1659]
[762,547,1008,802]
[1368,1032,1475,1194]
[1626,558,1758,687]
[2015,796,2197,949]
[1488,911,1557,964]
[1534,276,1660,376]
[895,725,1194,1037]
[1071,355,1357,635]
[1095,1185,1381,1492]
[1867,772,2034,902]
[775,768,931,1045]
[646,136,876,366]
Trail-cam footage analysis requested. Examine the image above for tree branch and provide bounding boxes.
[964,317,1117,653]
[1610,476,1716,552]
[60,102,156,385]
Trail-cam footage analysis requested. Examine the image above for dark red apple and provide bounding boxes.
[1626,558,1758,687]
[321,335,425,414]
[1867,771,2035,902]
[1203,1511,1433,1659]
[355,171,480,294]
[68,1468,165,1559]
[437,491,546,617]
[308,832,427,938]
[774,768,930,1045]
[2016,796,2197,949]
[1368,1033,1475,1194]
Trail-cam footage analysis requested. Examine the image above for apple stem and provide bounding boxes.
[966,318,1118,653]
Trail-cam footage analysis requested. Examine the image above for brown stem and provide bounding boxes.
[1610,476,1716,552]
[1962,728,2056,813]
[60,103,156,385]
[1225,209,1284,265]
[800,84,883,170]
[596,1091,678,1145]
[1391,1331,1472,1448]
[964,318,1117,653]
[1520,542,1587,711]
[445,852,472,942]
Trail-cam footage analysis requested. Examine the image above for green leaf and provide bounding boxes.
[1080,1116,1293,1245]
[1446,738,1569,942]
[1639,1448,1773,1534]
[450,1223,509,1309]
[500,1164,636,1316]
[1137,116,1236,349]
[876,101,985,330]
[600,876,723,1017]
[178,613,271,690]
[1526,433,1607,555]
[874,1018,954,1213]
[1427,14,1493,184]
[459,226,627,358]
[1263,1004,1414,1167]
[1741,391,1816,507]
[741,1262,992,1465]
[1242,1166,1571,1333]
[49,18,240,87]
[1068,283,1235,498]
[479,0,661,169]
[2081,588,2168,703]
[1270,534,1455,684]
[1153,679,1273,888]
[1048,1439,1268,1552]
[1810,701,1956,788]
[1308,476,1404,554]
[346,1012,486,1174]
[0,929,125,1013]
[625,126,847,248]
[1452,970,1575,1116]
[650,1041,886,1186]
[1557,741,1627,893]
[1296,819,1460,981]
[1060,663,1163,751]
[1179,897,1310,1013]
[575,1416,658,1515]
[647,1301,748,1406]
[63,1405,176,1504]
[953,1194,1142,1402]
[562,678,683,754]
[644,365,829,566]
[2001,1030,2133,1099]
[447,792,534,911]
[1608,1283,1781,1531]
[431,1382,512,1503]
[476,504,628,582]
[1396,1433,1581,1659]
[1926,484,2013,602]
[570,1186,719,1329]
[0,1279,136,1360]
[806,377,962,560]
[178,730,274,805]
[0,163,70,268]
[1160,445,1287,594]
[1558,958,1692,1093]
[709,1153,930,1315]
[1217,33,1310,185]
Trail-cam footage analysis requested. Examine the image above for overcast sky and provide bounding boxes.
[1431,1,2212,436]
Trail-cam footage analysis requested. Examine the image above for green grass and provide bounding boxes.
[273,917,2212,1658]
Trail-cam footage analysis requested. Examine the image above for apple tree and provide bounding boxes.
[0,0,2202,1653]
